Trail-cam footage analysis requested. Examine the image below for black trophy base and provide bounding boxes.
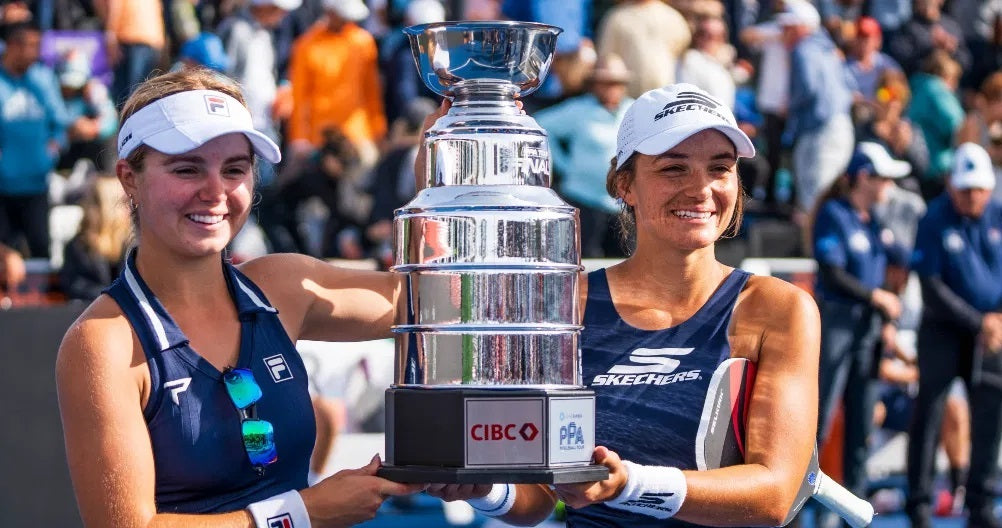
[377,464,609,484]
[382,387,609,484]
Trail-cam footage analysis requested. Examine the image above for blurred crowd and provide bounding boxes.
[2,0,1002,525]
[0,0,997,273]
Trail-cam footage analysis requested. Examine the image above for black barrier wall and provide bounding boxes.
[0,304,86,526]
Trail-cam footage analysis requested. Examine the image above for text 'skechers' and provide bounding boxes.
[378,21,609,484]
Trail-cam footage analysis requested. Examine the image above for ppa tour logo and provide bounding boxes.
[559,421,586,451]
[204,94,230,117]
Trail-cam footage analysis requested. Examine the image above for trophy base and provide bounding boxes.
[383,387,605,484]
[377,464,609,484]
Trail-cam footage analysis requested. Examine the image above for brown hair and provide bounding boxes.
[921,50,961,81]
[119,68,248,172]
[605,151,745,254]
[804,173,855,257]
[78,175,132,262]
[981,71,1002,102]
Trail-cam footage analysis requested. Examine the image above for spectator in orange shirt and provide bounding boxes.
[288,0,386,168]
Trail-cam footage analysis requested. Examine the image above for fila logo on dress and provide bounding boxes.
[264,354,294,383]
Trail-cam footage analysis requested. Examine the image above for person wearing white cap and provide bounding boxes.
[56,69,425,528]
[907,142,1002,528]
[424,84,822,527]
[809,142,911,519]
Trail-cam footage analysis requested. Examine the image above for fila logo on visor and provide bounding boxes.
[267,514,294,528]
[264,354,294,383]
[204,94,229,117]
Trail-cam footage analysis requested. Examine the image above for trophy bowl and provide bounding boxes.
[403,21,562,98]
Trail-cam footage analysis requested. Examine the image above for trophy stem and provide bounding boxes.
[450,81,521,114]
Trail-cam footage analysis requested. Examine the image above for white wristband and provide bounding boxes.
[466,483,516,517]
[606,461,686,519]
[247,490,312,528]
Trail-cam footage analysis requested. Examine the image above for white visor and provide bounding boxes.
[117,90,282,164]
[616,84,755,170]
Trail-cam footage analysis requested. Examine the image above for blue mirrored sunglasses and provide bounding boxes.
[222,367,277,474]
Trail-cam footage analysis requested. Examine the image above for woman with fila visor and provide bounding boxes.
[55,69,425,528]
[426,84,822,528]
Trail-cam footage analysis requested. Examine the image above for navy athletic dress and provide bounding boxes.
[568,268,752,528]
[105,251,316,513]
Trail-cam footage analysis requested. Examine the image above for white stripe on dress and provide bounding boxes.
[124,265,171,350]
[234,276,277,312]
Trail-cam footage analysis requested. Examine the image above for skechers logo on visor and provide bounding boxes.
[654,91,727,122]
[204,94,229,116]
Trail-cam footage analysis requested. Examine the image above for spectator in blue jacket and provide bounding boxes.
[0,21,68,258]
[811,142,910,525]
[907,142,1002,528]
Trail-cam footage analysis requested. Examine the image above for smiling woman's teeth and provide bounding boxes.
[188,214,224,224]
[673,210,712,219]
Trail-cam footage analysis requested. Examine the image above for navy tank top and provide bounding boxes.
[104,251,316,513]
[568,268,752,528]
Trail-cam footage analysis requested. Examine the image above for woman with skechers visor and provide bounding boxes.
[427,84,823,528]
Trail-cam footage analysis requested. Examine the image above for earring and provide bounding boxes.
[616,197,625,208]
[128,195,137,211]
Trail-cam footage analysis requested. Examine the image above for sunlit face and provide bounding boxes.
[251,5,288,28]
[858,33,881,56]
[120,133,255,258]
[4,29,41,74]
[857,171,896,206]
[948,186,993,218]
[622,130,740,252]
[592,80,627,108]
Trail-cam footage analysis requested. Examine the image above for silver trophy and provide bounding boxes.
[378,21,608,484]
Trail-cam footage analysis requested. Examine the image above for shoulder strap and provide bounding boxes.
[104,277,166,421]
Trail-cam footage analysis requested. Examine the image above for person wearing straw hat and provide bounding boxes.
[536,54,634,257]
